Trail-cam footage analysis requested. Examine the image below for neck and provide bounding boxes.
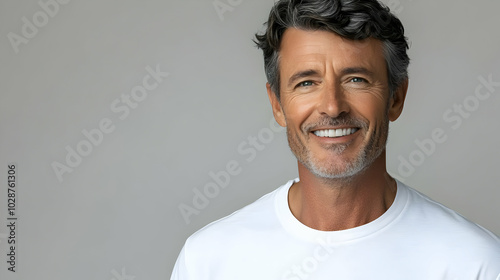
[289,152,397,231]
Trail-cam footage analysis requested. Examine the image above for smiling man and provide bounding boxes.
[268,27,403,232]
[171,0,500,279]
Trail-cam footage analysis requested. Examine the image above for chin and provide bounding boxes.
[302,147,383,181]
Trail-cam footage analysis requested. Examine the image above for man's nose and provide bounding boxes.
[317,82,349,118]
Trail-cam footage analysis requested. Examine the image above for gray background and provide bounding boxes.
[0,0,499,279]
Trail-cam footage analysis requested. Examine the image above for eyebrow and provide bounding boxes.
[286,67,375,88]
[287,69,321,88]
[340,67,375,77]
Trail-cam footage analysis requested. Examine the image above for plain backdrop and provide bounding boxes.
[0,0,499,279]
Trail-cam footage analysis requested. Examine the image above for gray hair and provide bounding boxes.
[254,0,410,100]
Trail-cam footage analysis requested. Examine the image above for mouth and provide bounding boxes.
[312,128,359,138]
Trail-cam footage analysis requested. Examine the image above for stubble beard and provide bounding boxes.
[286,113,389,183]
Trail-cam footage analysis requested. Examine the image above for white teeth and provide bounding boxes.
[313,128,358,138]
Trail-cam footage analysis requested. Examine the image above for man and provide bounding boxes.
[171,0,500,279]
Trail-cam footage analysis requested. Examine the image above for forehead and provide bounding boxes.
[279,28,386,77]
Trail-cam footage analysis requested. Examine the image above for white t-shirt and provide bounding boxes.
[171,179,500,280]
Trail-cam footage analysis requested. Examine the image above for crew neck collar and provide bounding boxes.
[274,178,409,244]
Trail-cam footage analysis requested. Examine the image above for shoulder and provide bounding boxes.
[399,181,500,255]
[184,179,293,251]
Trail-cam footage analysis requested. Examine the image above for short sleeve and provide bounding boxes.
[170,245,190,280]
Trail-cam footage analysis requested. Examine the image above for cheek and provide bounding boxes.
[283,96,317,127]
[349,95,388,125]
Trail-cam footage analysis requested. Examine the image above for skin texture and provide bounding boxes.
[267,28,408,231]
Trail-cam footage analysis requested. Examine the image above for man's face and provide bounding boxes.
[268,28,405,180]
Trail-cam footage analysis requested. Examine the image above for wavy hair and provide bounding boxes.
[254,0,410,100]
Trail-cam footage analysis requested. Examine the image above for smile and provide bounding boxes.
[313,128,359,138]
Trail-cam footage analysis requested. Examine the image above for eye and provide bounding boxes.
[297,81,314,87]
[349,77,367,83]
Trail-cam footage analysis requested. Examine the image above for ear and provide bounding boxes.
[388,79,408,122]
[266,83,286,127]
